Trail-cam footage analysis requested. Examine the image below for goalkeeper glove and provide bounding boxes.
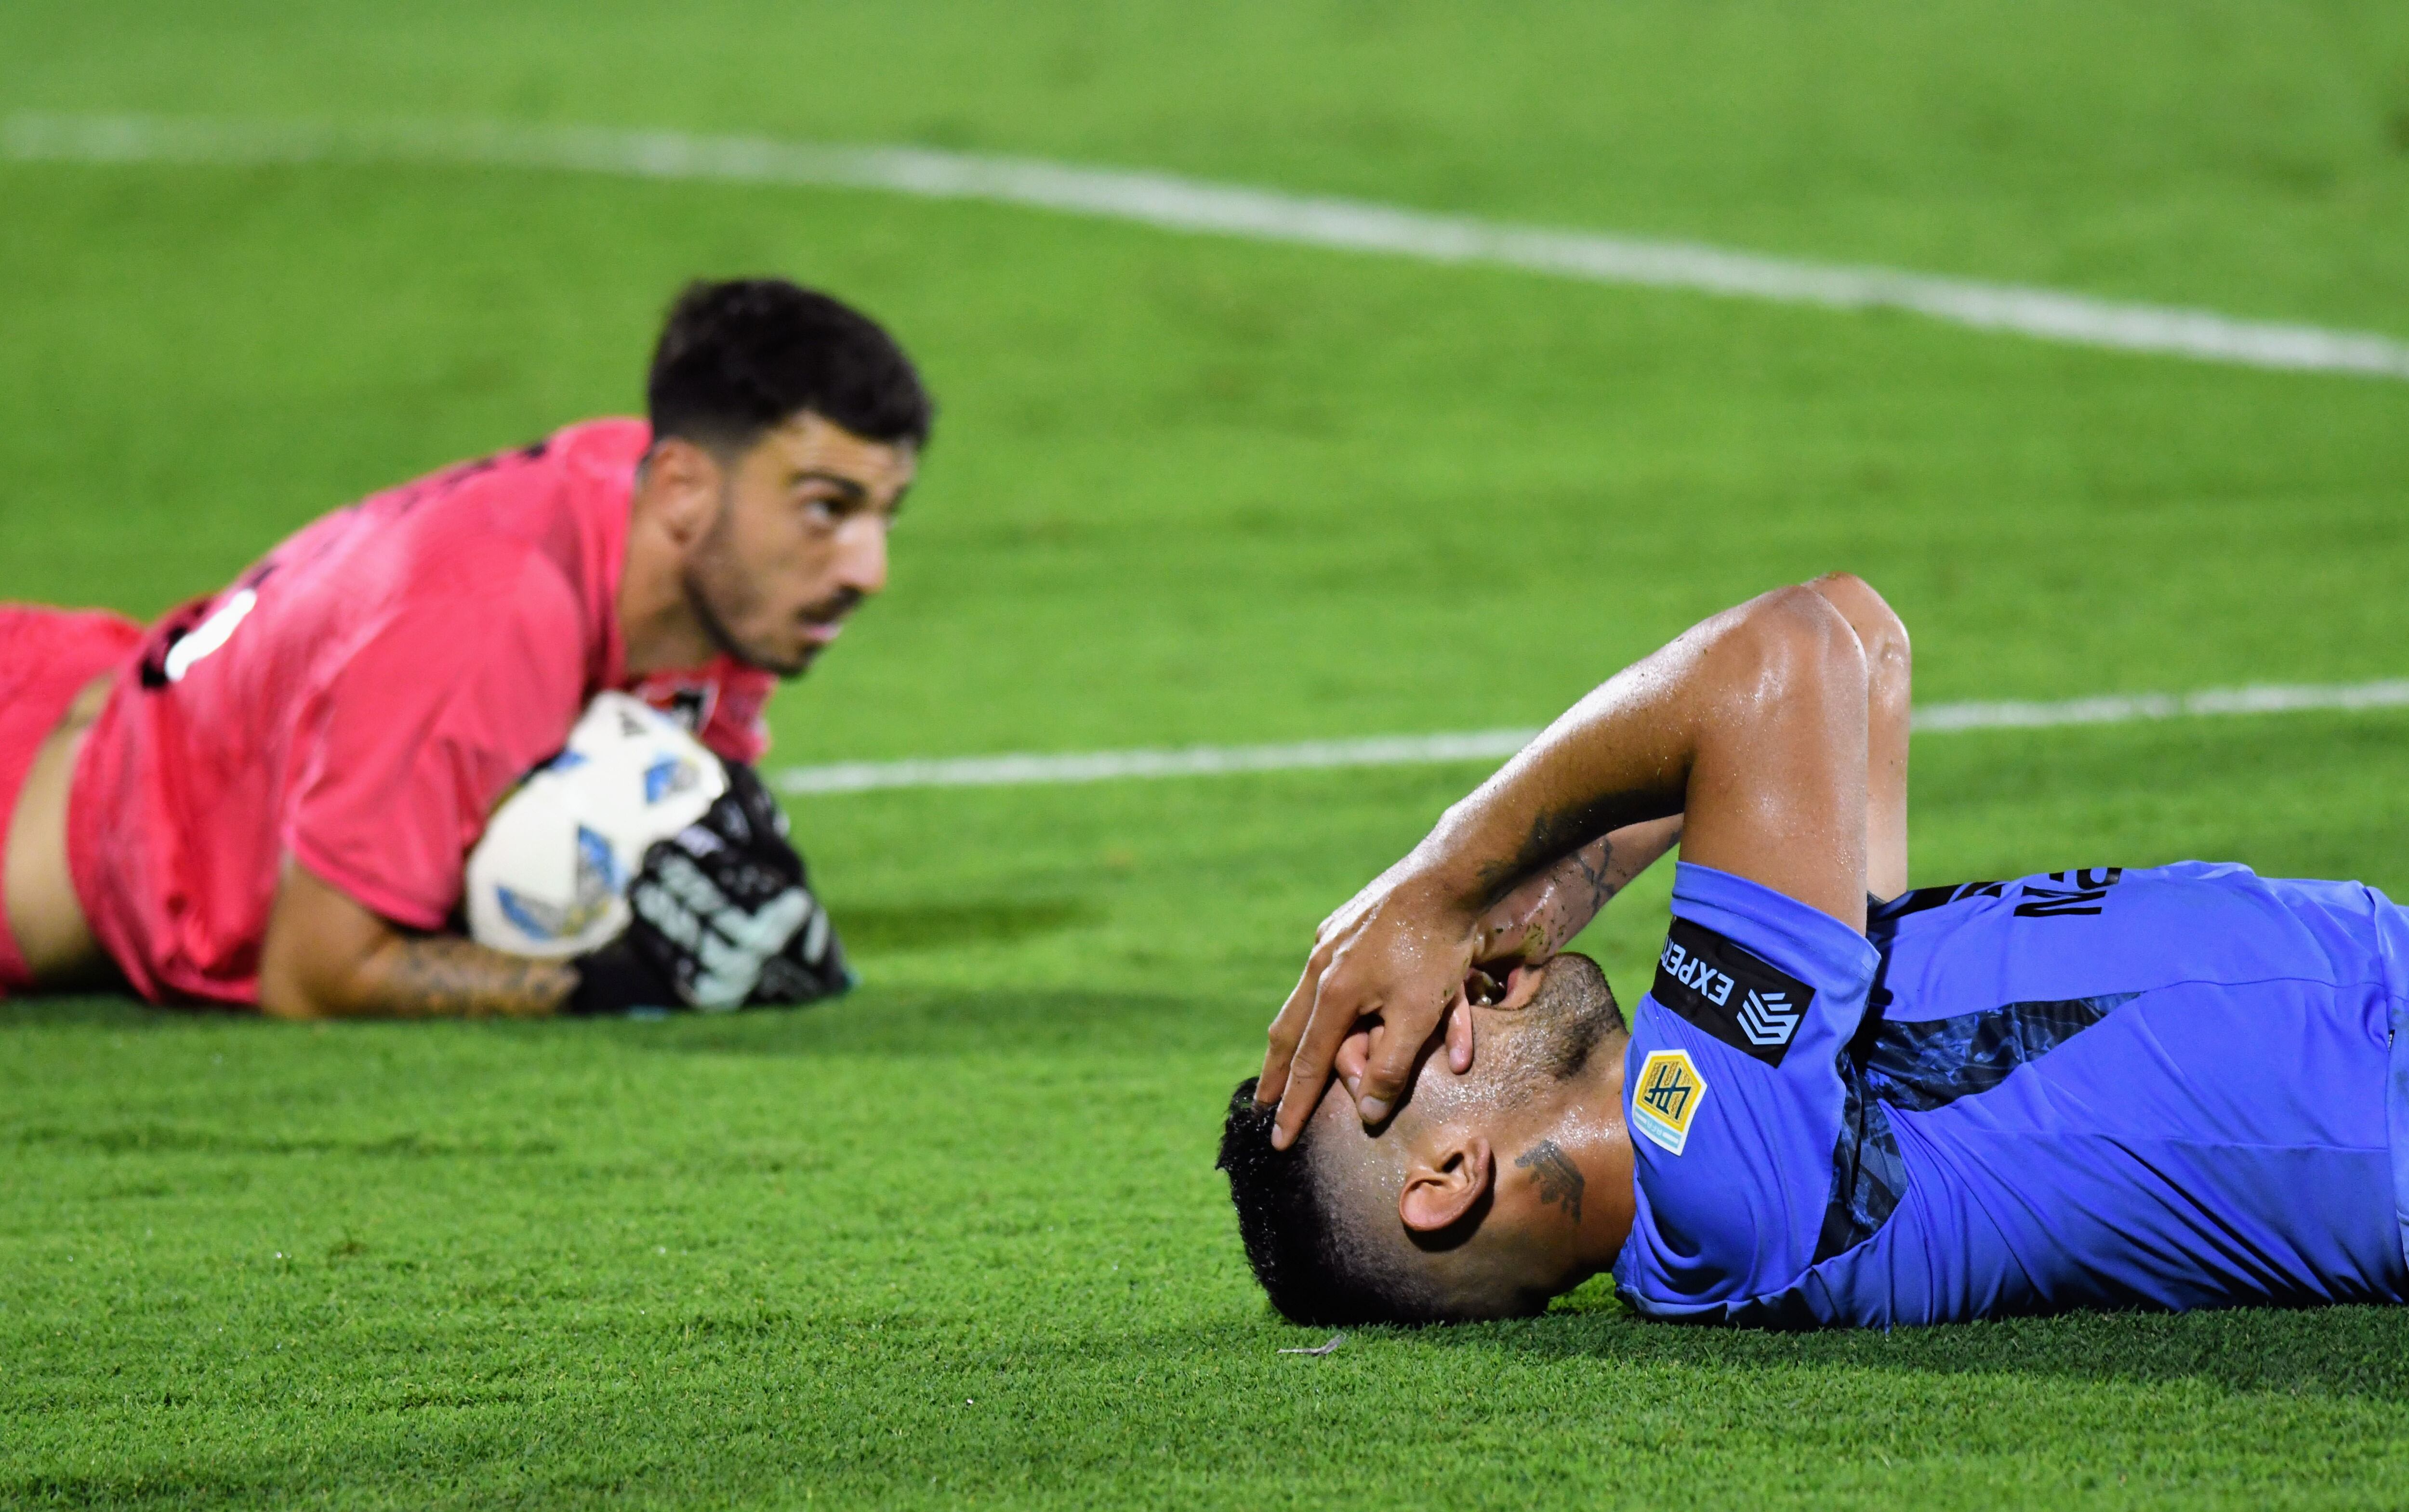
[565,763,851,1015]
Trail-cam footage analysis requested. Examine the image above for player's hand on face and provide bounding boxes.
[1330,992,1478,1101]
[567,764,852,1015]
[1257,862,1483,1149]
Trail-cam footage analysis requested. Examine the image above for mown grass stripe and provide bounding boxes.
[8,111,2409,380]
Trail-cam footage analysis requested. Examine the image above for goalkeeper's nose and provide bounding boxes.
[833,512,889,597]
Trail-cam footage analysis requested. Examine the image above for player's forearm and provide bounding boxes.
[344,934,574,1019]
[258,859,574,1019]
[1260,582,1871,1141]
[1473,816,1684,965]
[1406,584,1868,924]
[261,932,572,1020]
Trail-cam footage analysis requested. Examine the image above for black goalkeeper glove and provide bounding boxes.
[565,763,852,1015]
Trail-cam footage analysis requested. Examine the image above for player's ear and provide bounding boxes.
[1398,1133,1494,1234]
[641,437,728,545]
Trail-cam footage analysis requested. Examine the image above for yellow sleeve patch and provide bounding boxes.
[1631,1049,1707,1156]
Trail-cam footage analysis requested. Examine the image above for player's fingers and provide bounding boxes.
[1268,975,1372,1149]
[1351,991,1447,1125]
[1333,1025,1373,1099]
[1446,998,1475,1074]
[1257,946,1334,1104]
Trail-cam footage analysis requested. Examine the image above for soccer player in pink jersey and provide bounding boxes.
[0,278,929,1018]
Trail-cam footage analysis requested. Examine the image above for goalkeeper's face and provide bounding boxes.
[685,412,918,677]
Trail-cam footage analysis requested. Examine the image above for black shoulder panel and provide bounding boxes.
[1651,918,1816,1068]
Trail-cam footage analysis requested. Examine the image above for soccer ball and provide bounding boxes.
[464,693,729,958]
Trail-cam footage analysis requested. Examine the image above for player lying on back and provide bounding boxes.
[1223,575,2409,1325]
[0,278,928,1018]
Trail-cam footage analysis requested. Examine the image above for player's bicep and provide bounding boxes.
[258,855,406,1019]
[1676,587,1870,933]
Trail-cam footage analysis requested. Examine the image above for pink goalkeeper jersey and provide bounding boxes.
[67,418,778,1006]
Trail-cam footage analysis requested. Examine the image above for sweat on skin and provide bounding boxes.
[1232,576,2409,1327]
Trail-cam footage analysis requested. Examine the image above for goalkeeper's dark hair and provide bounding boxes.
[1217,1078,1450,1327]
[647,278,933,454]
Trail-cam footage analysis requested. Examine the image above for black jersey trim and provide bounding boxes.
[1651,918,1816,1068]
[1868,878,2005,924]
[1809,991,2141,1262]
[1862,993,2137,1112]
[1813,1054,1908,1264]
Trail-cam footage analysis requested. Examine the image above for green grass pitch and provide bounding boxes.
[6,2,2409,1505]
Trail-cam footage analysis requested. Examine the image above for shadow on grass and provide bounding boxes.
[834,896,1096,954]
[1411,1292,2409,1404]
[2,980,1254,1061]
[9,1123,557,1159]
[622,985,1234,1060]
[3,996,214,1029]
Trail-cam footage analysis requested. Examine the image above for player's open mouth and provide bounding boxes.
[799,621,846,647]
[1465,962,1541,1008]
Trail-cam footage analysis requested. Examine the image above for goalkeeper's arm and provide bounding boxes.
[256,763,847,1019]
[257,860,576,1019]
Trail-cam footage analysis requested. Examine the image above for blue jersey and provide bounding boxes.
[1612,861,2409,1327]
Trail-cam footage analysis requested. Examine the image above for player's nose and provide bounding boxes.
[834,515,889,596]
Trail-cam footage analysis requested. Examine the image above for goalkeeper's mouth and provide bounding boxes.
[793,587,866,652]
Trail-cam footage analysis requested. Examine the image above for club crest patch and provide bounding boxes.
[1650,918,1815,1067]
[1631,1049,1707,1155]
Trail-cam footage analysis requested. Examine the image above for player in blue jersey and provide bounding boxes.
[1220,575,2409,1325]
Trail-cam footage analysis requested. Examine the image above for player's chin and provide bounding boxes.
[738,637,818,679]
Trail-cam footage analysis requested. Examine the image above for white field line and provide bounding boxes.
[779,730,1541,795]
[773,679,2409,795]
[8,112,2409,380]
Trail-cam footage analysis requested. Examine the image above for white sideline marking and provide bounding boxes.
[778,730,1539,795]
[773,679,2409,795]
[8,112,2409,380]
[1910,679,2409,732]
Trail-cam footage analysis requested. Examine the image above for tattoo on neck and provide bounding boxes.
[1514,1139,1584,1222]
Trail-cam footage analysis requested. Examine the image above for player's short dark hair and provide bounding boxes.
[1217,1078,1449,1326]
[647,278,933,454]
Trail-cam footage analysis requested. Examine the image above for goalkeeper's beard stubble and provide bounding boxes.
[682,490,862,680]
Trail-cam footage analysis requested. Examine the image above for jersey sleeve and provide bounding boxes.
[1614,862,1883,1317]
[281,555,589,931]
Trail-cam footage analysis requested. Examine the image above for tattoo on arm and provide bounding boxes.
[1479,800,1618,903]
[1512,819,1685,960]
[1572,838,1616,912]
[375,935,575,1019]
[1524,838,1618,959]
[1514,1139,1585,1222]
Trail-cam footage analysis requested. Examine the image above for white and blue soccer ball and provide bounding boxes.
[465,692,729,958]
